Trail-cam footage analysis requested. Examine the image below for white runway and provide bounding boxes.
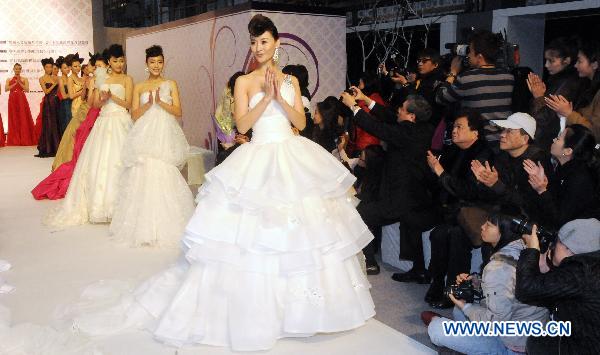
[0,146,435,354]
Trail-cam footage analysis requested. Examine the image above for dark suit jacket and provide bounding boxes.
[353,104,439,229]
[435,139,495,217]
[487,145,555,222]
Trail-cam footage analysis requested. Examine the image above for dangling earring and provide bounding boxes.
[145,67,149,73]
[273,47,280,63]
[107,67,112,74]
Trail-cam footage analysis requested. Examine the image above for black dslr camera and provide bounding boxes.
[444,279,484,303]
[510,218,557,253]
[343,88,356,96]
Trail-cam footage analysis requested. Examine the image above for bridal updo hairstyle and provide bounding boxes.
[55,56,65,68]
[41,57,54,67]
[63,54,75,67]
[145,45,164,61]
[248,14,279,40]
[89,52,102,66]
[107,44,125,59]
[66,52,84,66]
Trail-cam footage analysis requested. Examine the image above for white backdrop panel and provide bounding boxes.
[0,0,94,136]
[126,10,347,148]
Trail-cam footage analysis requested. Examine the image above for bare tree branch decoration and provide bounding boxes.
[353,0,382,72]
[401,0,443,47]
[352,0,445,74]
[374,0,402,66]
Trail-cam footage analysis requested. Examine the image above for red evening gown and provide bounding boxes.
[0,114,5,147]
[31,107,101,200]
[7,77,36,146]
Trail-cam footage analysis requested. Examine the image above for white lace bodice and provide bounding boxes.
[248,75,296,143]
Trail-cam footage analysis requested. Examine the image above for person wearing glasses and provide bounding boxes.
[425,110,495,308]
[468,113,555,242]
[380,48,445,126]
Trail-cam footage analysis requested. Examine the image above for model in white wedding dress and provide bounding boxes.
[110,79,194,248]
[45,48,133,227]
[45,81,132,226]
[70,78,375,352]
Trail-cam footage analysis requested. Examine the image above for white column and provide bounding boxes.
[439,15,458,54]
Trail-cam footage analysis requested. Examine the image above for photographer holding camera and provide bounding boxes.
[340,88,440,277]
[423,214,548,354]
[436,30,514,129]
[380,48,446,125]
[516,218,600,355]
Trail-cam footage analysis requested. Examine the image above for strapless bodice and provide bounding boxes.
[248,75,296,143]
[100,83,127,114]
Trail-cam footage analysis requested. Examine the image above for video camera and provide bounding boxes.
[442,30,519,71]
[510,217,558,254]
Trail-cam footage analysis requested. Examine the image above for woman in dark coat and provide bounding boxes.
[527,37,583,150]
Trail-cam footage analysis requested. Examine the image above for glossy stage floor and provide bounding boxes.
[0,146,435,354]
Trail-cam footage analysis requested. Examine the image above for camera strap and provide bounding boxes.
[546,248,557,271]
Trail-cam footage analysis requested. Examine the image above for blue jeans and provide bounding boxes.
[428,306,523,355]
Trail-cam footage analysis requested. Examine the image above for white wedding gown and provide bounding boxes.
[45,83,132,226]
[110,80,194,248]
[67,75,375,351]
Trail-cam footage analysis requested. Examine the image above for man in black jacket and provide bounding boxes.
[380,48,446,125]
[517,218,600,355]
[424,110,494,307]
[340,89,440,280]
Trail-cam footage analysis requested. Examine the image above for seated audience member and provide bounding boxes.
[311,96,341,153]
[516,219,600,355]
[546,40,600,141]
[425,111,494,308]
[524,124,600,229]
[469,113,554,233]
[423,214,549,354]
[527,37,582,150]
[436,30,514,125]
[341,89,439,279]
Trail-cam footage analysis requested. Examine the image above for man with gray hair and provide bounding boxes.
[340,90,440,280]
[517,218,600,354]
